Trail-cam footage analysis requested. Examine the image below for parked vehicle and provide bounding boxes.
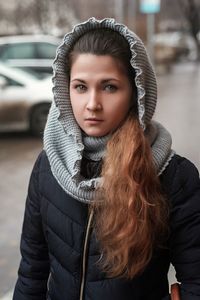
[153,31,199,73]
[0,35,60,78]
[0,63,52,136]
[153,32,190,60]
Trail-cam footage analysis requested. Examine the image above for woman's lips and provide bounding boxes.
[85,118,103,124]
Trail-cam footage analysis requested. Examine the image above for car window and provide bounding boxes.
[0,45,6,57]
[1,43,35,59]
[36,43,57,59]
[0,73,23,86]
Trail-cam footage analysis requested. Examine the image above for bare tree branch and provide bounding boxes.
[177,0,200,60]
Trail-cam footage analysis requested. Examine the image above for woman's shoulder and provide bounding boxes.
[163,154,199,179]
[32,150,50,174]
[161,154,200,204]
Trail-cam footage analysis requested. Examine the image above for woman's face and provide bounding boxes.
[69,54,134,137]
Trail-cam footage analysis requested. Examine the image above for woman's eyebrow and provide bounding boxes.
[71,79,86,83]
[101,78,120,83]
[71,78,120,83]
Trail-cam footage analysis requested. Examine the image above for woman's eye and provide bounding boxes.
[75,85,87,92]
[104,85,117,92]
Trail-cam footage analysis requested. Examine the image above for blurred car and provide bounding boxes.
[0,35,60,78]
[0,63,52,136]
[153,31,198,62]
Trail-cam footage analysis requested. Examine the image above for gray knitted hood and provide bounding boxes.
[44,17,175,203]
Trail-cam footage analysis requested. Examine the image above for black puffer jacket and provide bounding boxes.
[13,151,200,300]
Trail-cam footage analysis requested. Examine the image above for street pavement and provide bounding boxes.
[156,62,200,170]
[0,61,200,298]
[0,134,42,298]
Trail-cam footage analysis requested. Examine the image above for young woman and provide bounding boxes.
[13,18,200,300]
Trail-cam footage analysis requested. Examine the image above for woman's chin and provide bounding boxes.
[82,129,109,138]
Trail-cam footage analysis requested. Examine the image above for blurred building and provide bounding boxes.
[0,0,79,36]
[0,0,199,45]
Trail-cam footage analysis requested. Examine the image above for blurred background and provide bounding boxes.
[0,0,200,298]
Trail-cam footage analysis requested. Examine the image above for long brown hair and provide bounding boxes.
[94,114,168,279]
[69,29,168,279]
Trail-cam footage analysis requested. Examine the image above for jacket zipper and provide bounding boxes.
[79,209,94,300]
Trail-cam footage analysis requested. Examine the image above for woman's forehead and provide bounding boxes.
[70,54,130,77]
[70,54,132,80]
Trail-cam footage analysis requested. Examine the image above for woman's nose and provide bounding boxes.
[86,91,102,111]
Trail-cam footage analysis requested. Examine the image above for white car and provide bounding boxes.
[153,31,198,61]
[0,63,52,136]
[0,35,60,78]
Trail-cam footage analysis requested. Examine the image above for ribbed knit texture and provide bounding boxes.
[43,17,175,203]
[82,132,110,161]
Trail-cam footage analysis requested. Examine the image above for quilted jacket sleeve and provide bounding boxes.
[169,157,200,299]
[13,152,50,300]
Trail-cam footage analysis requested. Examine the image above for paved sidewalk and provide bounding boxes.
[156,61,200,170]
[0,291,13,300]
[0,135,42,298]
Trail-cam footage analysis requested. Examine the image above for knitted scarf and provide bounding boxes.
[43,18,175,203]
